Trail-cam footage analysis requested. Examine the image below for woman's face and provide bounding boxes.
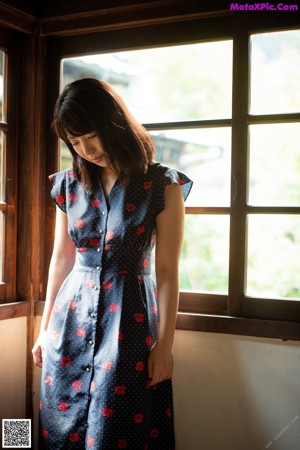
[67,132,109,167]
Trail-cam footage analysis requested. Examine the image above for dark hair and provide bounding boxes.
[52,78,155,192]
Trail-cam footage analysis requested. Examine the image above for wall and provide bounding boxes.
[32,317,300,450]
[0,317,27,445]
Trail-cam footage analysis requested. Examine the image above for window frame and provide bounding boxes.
[0,27,18,304]
[44,13,300,340]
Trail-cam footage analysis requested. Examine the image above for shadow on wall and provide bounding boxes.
[172,330,300,450]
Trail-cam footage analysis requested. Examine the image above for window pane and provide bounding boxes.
[247,215,300,299]
[61,40,232,123]
[180,215,229,293]
[0,212,4,282]
[248,123,300,206]
[150,128,231,206]
[250,30,300,115]
[0,131,4,202]
[0,51,4,122]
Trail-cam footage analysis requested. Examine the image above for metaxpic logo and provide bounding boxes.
[230,2,298,10]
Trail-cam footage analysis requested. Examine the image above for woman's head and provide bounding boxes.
[52,78,155,191]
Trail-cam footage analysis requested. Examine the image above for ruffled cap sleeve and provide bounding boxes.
[155,164,193,216]
[48,170,67,213]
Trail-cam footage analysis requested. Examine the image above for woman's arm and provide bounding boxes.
[32,206,76,367]
[148,184,185,385]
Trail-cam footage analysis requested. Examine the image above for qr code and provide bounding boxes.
[2,419,31,448]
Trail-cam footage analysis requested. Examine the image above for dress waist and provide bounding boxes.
[73,248,152,275]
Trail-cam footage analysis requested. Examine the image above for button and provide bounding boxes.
[94,286,98,290]
[85,366,91,372]
[88,339,93,345]
[102,211,106,216]
[97,248,100,252]
[88,396,91,401]
[99,229,103,234]
[90,312,96,318]
[96,266,100,270]
[84,422,88,427]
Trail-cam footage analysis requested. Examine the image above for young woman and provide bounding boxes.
[32,78,193,449]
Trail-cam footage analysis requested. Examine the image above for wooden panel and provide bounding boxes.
[0,3,36,34]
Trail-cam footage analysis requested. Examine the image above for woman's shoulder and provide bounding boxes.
[48,168,76,185]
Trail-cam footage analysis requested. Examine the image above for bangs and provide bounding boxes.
[52,99,95,141]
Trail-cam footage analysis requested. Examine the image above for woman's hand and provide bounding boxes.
[32,330,47,369]
[147,342,174,386]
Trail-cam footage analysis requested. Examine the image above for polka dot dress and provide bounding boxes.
[38,162,193,449]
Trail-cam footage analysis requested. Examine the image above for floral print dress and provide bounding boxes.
[38,162,193,449]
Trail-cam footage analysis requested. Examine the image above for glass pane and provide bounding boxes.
[0,51,4,122]
[0,131,4,202]
[0,212,4,282]
[250,30,300,114]
[247,215,300,299]
[61,40,232,123]
[180,214,229,293]
[150,128,231,206]
[248,123,300,206]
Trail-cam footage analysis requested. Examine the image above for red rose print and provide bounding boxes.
[134,313,145,323]
[45,376,53,385]
[42,429,49,439]
[67,193,77,202]
[68,300,77,309]
[145,336,153,346]
[60,356,71,367]
[152,305,157,314]
[147,380,157,389]
[72,380,83,390]
[39,400,42,410]
[89,238,100,247]
[102,280,112,290]
[102,361,112,371]
[90,381,96,391]
[67,171,75,178]
[56,194,65,205]
[79,247,87,254]
[115,385,126,395]
[87,436,95,447]
[74,219,85,228]
[109,304,119,313]
[119,270,128,275]
[179,178,186,185]
[102,407,113,417]
[118,331,124,340]
[134,413,144,424]
[76,327,86,337]
[143,181,153,190]
[48,174,54,182]
[136,226,145,235]
[51,330,60,340]
[150,428,159,438]
[154,289,157,298]
[85,280,95,289]
[151,234,156,245]
[137,276,143,285]
[166,407,172,417]
[106,231,114,241]
[91,199,101,208]
[118,439,127,449]
[58,402,69,411]
[135,361,144,371]
[69,433,80,443]
[53,304,62,312]
[143,259,149,268]
[125,203,136,212]
[104,245,111,251]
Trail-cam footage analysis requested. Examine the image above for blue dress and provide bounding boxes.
[38,162,193,449]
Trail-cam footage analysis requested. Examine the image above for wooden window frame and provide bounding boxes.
[0,27,18,304]
[40,12,300,340]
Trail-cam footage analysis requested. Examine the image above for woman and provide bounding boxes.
[32,78,193,449]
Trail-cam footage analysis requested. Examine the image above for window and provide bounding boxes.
[0,50,7,299]
[46,16,300,336]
